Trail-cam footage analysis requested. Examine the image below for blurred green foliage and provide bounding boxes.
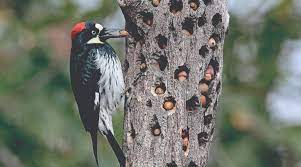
[0,0,300,167]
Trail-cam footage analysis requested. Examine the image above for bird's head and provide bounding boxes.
[71,21,128,46]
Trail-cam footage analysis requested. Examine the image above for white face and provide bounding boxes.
[86,23,104,44]
[95,23,103,32]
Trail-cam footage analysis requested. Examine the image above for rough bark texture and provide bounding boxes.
[118,0,228,166]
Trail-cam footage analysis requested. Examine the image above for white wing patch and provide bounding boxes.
[94,92,99,105]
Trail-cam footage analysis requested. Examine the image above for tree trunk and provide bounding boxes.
[118,0,229,166]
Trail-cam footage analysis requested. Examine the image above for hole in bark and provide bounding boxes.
[181,128,190,153]
[167,161,178,167]
[208,33,221,49]
[169,22,176,31]
[151,115,161,136]
[199,79,209,95]
[154,82,166,96]
[127,19,145,42]
[140,63,147,72]
[152,0,161,7]
[189,0,200,11]
[156,54,168,71]
[141,12,154,26]
[130,123,136,139]
[137,54,147,73]
[127,87,132,94]
[209,58,220,76]
[202,0,211,6]
[170,0,183,14]
[174,65,190,81]
[156,34,168,49]
[212,13,222,27]
[198,13,207,27]
[198,132,209,146]
[146,99,152,107]
[186,95,201,111]
[199,45,209,57]
[124,59,129,73]
[163,96,176,111]
[204,114,213,125]
[188,161,198,167]
[181,128,189,139]
[182,17,195,35]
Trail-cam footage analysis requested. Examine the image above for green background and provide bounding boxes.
[0,0,300,166]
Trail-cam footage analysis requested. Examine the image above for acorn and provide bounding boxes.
[190,2,198,10]
[155,86,165,95]
[204,73,212,81]
[153,128,161,136]
[163,101,175,110]
[200,95,207,107]
[178,71,188,81]
[152,0,160,7]
[119,30,129,37]
[146,19,153,26]
[208,37,216,48]
[199,82,209,94]
[183,137,189,147]
[204,65,214,81]
[140,63,147,72]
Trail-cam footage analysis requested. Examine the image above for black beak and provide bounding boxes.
[99,29,129,40]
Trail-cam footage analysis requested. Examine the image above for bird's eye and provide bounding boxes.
[91,30,97,35]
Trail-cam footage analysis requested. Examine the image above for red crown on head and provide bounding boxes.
[71,22,86,40]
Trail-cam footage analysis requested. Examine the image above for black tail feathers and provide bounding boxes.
[105,130,126,167]
[90,132,99,167]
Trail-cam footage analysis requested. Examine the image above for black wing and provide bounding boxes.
[70,47,101,166]
[70,48,100,132]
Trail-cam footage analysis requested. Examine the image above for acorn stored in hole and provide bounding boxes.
[152,0,160,7]
[183,137,189,148]
[140,63,147,72]
[146,19,153,26]
[155,87,165,95]
[178,71,188,81]
[190,2,198,10]
[199,82,209,94]
[163,101,175,110]
[205,65,214,81]
[200,95,207,107]
[204,73,212,81]
[208,37,216,48]
[153,128,161,136]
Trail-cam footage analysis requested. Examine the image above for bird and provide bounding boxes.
[69,21,128,167]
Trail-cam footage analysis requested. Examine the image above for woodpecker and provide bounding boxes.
[69,21,128,167]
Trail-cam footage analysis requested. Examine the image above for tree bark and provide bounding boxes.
[118,0,229,166]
